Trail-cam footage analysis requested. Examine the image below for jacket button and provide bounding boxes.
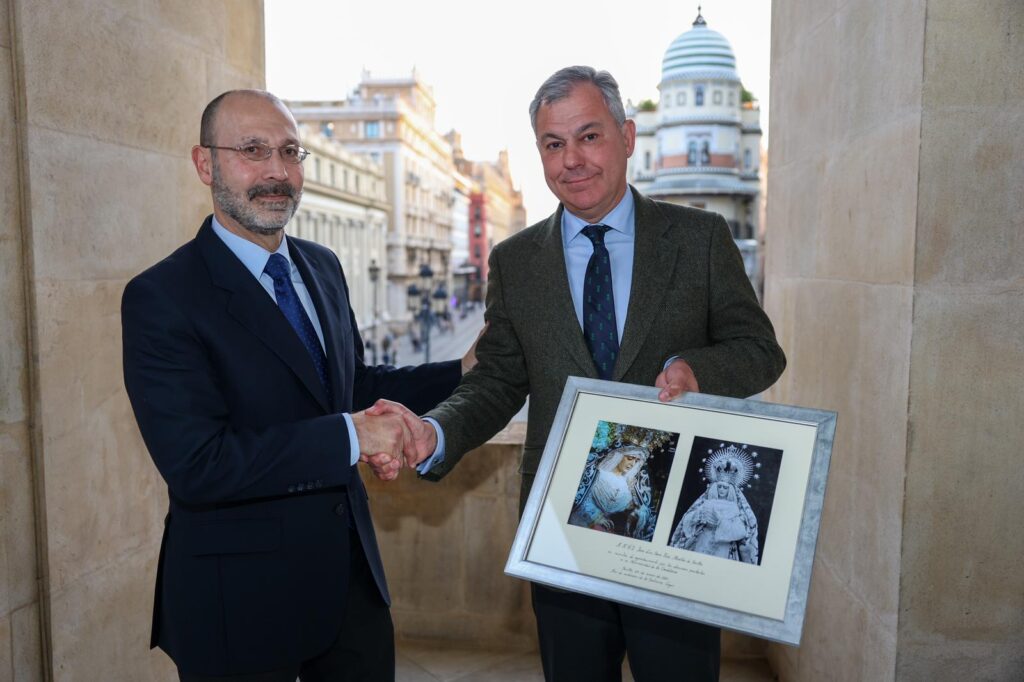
[334,503,347,517]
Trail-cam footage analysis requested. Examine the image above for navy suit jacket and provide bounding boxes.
[122,217,460,675]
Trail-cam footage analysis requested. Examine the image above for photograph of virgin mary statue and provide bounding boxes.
[668,439,783,565]
[568,421,678,542]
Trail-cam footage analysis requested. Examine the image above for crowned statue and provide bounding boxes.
[670,444,760,564]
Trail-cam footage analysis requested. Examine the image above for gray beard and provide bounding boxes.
[211,163,301,236]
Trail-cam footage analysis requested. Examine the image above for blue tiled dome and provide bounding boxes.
[661,12,740,84]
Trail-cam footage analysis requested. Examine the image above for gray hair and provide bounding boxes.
[529,66,627,133]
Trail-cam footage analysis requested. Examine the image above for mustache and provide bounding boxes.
[248,183,296,200]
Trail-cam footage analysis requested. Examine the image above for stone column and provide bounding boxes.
[764,1,1023,680]
[0,1,265,678]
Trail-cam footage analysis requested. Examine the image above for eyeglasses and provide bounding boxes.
[203,142,309,164]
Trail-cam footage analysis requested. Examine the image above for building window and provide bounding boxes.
[644,150,651,170]
[314,158,321,181]
[728,90,735,106]
[664,94,671,108]
[473,224,481,237]
[330,164,336,186]
[701,141,710,165]
[474,245,481,258]
[713,90,722,105]
[687,141,697,165]
[677,91,685,105]
[695,85,704,107]
[744,149,752,170]
[365,120,380,138]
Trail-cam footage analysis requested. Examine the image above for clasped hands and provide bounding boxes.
[350,400,438,481]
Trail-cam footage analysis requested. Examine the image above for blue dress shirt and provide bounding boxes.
[211,217,361,465]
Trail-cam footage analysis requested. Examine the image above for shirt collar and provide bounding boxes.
[210,215,294,280]
[561,187,636,246]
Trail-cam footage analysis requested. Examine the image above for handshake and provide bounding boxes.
[350,400,439,481]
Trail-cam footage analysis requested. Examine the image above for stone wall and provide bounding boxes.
[764,1,1023,679]
[898,1,1024,678]
[1,0,44,675]
[1,1,265,678]
[366,424,538,651]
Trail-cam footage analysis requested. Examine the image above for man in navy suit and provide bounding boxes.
[122,89,466,681]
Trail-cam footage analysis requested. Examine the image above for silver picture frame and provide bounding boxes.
[505,377,837,645]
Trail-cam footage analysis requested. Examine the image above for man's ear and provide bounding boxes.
[622,119,637,158]
[192,145,214,187]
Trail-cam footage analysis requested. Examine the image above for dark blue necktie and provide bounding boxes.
[263,253,332,402]
[581,224,619,380]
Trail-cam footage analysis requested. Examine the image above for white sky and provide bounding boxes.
[265,0,771,223]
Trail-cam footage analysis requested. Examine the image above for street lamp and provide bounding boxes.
[367,259,380,364]
[417,263,434,362]
[432,283,448,331]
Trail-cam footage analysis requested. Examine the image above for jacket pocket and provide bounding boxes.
[183,517,282,556]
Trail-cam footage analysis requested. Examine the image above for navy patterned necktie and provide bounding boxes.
[263,253,332,402]
[581,224,619,380]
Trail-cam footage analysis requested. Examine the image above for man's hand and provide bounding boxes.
[360,451,401,481]
[655,358,700,401]
[350,407,412,466]
[364,399,438,468]
[461,322,488,374]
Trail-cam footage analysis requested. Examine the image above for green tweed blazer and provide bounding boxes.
[422,187,785,483]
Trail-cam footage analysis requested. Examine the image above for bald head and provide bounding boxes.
[199,89,291,146]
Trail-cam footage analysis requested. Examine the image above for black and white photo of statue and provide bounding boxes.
[670,479,759,563]
[568,421,678,542]
[669,440,783,565]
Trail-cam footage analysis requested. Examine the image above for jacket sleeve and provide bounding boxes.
[121,275,352,506]
[675,216,786,397]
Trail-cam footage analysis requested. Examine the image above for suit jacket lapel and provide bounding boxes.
[615,189,679,379]
[532,207,601,378]
[289,241,347,413]
[197,221,332,413]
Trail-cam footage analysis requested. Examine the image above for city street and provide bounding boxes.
[368,304,528,422]
[369,304,487,367]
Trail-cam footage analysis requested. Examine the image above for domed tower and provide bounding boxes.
[640,9,761,241]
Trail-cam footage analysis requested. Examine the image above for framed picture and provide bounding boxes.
[505,377,837,645]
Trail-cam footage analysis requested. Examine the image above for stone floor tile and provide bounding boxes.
[399,640,530,681]
[396,640,775,681]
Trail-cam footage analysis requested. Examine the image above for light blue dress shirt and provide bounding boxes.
[419,190,637,473]
[211,217,361,466]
